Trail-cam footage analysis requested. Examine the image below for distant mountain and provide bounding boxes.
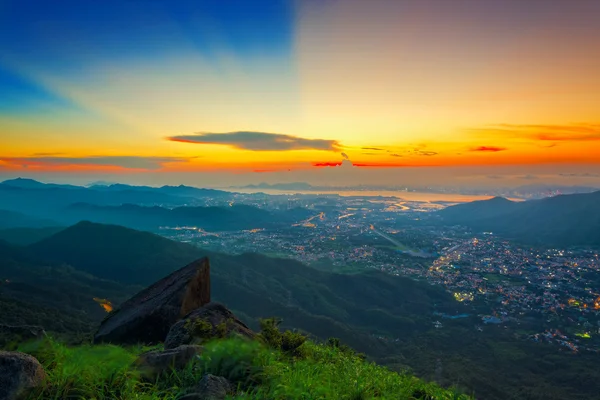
[438,191,600,246]
[64,203,286,231]
[0,179,223,219]
[1,177,81,190]
[0,209,61,229]
[88,183,231,198]
[239,182,315,190]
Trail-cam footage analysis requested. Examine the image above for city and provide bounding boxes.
[160,192,600,354]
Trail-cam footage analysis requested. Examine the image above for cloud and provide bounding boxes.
[33,152,66,156]
[361,147,385,151]
[558,172,600,178]
[474,123,600,142]
[312,161,344,167]
[168,131,341,151]
[0,156,189,170]
[341,152,349,160]
[417,151,438,156]
[469,146,507,152]
[386,147,438,158]
[352,162,411,167]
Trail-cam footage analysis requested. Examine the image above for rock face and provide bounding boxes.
[179,374,233,400]
[94,257,211,345]
[165,302,255,350]
[134,345,203,381]
[0,351,46,400]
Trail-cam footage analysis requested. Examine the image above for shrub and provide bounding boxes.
[258,318,307,357]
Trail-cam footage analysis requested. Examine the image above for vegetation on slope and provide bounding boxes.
[17,324,469,400]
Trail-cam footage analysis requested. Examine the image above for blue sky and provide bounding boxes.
[0,0,295,115]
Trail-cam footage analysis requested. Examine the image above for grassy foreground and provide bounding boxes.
[16,334,471,400]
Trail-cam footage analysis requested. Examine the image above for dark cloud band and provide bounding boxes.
[168,131,340,151]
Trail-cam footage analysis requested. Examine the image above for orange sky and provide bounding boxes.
[1,0,599,185]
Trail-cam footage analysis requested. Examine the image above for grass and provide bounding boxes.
[16,335,471,400]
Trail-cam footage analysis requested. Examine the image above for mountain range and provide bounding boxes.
[2,221,599,399]
[0,178,232,216]
[438,190,600,246]
[2,221,451,348]
[0,178,313,232]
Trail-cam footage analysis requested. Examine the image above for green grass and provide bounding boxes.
[17,336,470,400]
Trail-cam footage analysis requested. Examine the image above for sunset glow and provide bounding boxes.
[1,0,600,187]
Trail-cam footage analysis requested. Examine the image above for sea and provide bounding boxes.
[224,188,499,203]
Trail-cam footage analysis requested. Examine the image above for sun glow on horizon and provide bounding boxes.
[1,0,599,183]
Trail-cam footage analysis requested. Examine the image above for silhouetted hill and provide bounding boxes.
[438,191,600,246]
[0,179,235,222]
[438,196,518,223]
[89,183,231,198]
[1,177,80,190]
[0,183,191,217]
[0,238,142,341]
[64,203,278,231]
[27,221,203,285]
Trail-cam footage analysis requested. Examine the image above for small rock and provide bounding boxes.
[0,351,46,400]
[165,302,255,350]
[194,374,233,400]
[134,345,203,380]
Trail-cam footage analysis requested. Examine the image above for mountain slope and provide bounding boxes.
[26,222,453,352]
[7,221,600,400]
[64,203,277,231]
[438,191,600,246]
[27,221,203,284]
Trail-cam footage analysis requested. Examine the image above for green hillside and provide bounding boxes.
[16,331,469,400]
[2,222,600,399]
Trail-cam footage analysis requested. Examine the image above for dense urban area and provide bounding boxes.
[161,191,600,354]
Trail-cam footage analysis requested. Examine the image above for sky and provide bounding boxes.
[1,0,600,188]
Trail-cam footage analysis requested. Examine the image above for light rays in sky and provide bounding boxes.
[0,0,599,186]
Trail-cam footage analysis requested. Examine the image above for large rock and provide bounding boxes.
[165,302,255,350]
[134,345,203,381]
[94,257,211,345]
[0,351,46,400]
[179,374,233,400]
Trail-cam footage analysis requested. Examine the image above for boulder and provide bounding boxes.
[179,374,233,400]
[94,257,211,345]
[134,345,203,381]
[0,351,46,400]
[165,302,255,350]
